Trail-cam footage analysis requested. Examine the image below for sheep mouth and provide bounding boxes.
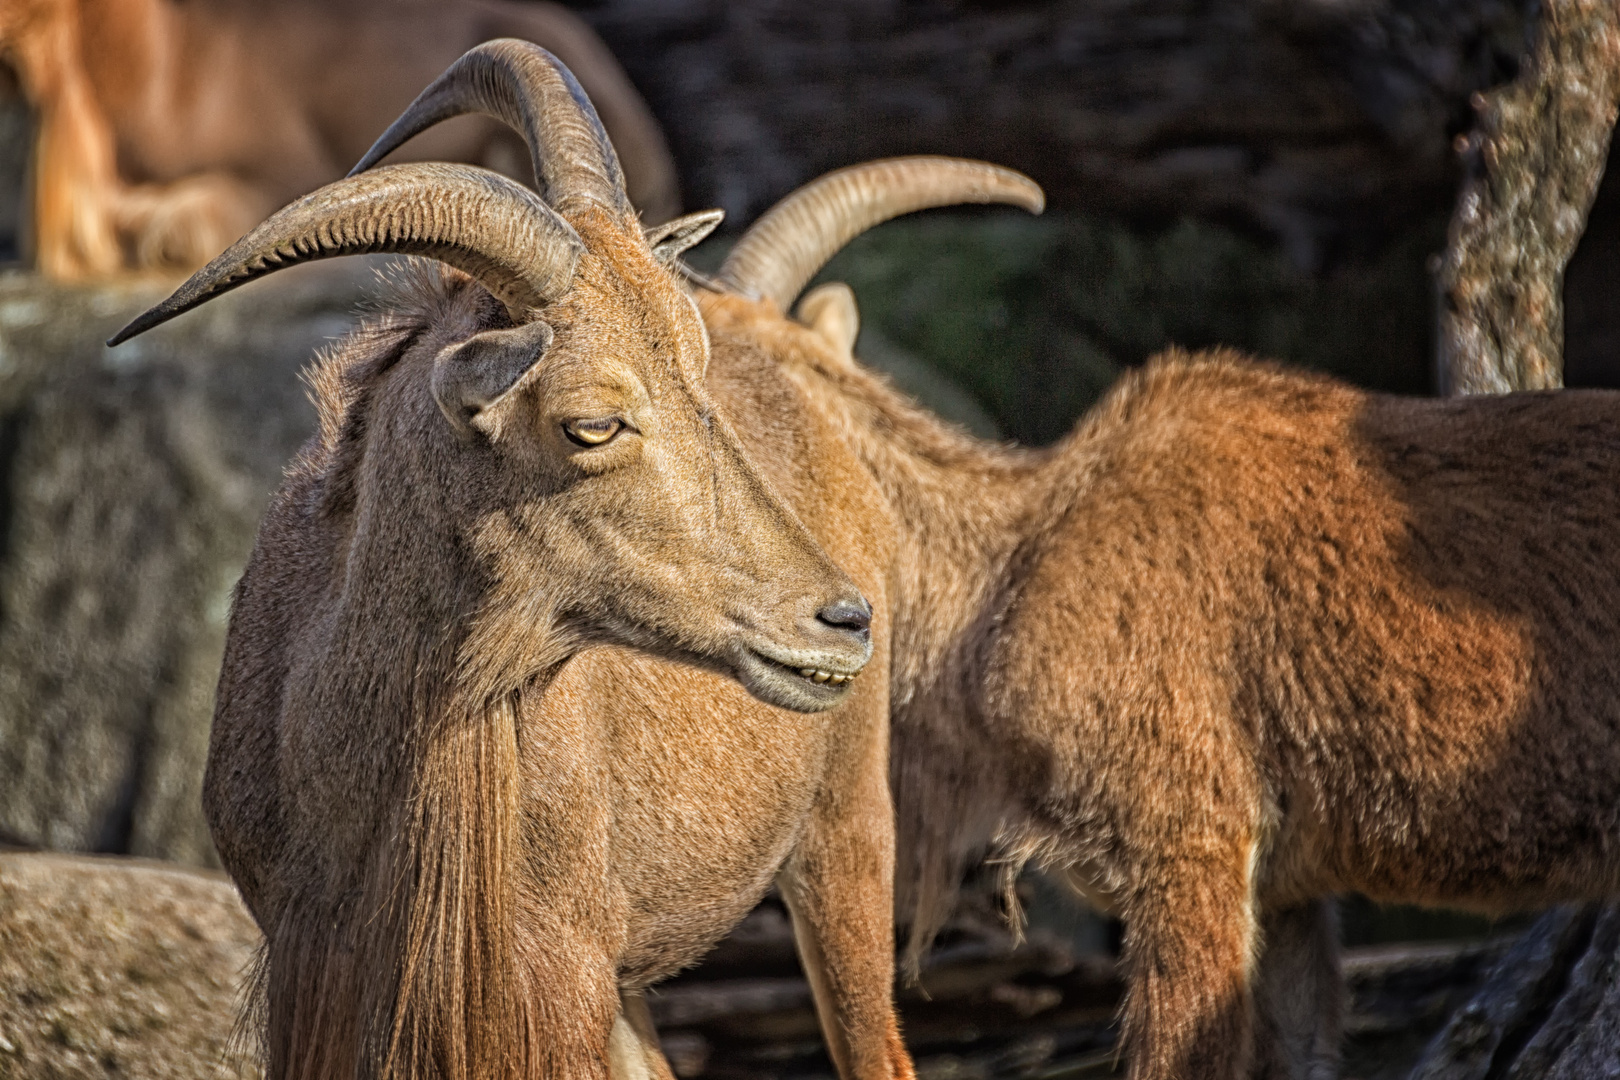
[758,651,860,687]
[733,647,863,713]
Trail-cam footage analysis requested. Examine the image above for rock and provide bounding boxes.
[0,263,372,865]
[0,851,261,1079]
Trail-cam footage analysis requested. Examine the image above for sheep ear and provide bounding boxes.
[644,209,725,265]
[796,282,860,362]
[432,319,555,437]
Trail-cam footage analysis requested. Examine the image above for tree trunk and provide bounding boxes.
[1434,0,1620,394]
[1409,905,1620,1079]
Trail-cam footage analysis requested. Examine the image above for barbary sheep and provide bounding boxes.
[0,0,677,279]
[712,157,1620,1080]
[110,43,911,1080]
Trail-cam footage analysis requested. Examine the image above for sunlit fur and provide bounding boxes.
[206,219,913,1080]
[0,0,678,280]
[757,287,1620,1080]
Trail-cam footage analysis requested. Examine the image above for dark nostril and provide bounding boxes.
[817,594,872,635]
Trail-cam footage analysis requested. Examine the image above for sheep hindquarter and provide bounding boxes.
[979,360,1620,1079]
[712,157,1620,1080]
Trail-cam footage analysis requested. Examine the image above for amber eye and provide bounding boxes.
[563,417,625,447]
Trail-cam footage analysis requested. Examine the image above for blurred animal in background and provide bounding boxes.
[717,159,1620,1080]
[0,0,679,281]
[110,41,911,1080]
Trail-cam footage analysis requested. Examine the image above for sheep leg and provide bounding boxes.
[607,992,677,1080]
[1252,900,1343,1080]
[1119,847,1259,1080]
[778,849,913,1080]
[777,714,914,1079]
[523,937,622,1080]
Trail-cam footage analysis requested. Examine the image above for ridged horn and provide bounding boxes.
[348,39,628,218]
[719,157,1045,310]
[108,162,583,346]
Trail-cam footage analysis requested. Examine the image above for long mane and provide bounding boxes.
[219,264,546,1080]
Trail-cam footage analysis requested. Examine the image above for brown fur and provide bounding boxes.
[0,0,679,279]
[756,285,1620,1080]
[206,215,913,1079]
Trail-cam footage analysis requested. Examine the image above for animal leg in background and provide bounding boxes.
[24,16,122,279]
[1251,900,1342,1080]
[22,11,262,276]
[6,0,682,280]
[777,694,914,1080]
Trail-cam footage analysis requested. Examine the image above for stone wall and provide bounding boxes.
[0,853,260,1079]
[0,264,367,865]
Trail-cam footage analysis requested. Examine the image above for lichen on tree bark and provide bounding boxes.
[1436,0,1620,395]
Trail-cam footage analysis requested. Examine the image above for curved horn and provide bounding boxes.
[719,157,1045,311]
[108,162,583,346]
[348,39,628,218]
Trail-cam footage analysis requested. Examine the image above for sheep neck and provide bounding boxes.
[785,355,1068,717]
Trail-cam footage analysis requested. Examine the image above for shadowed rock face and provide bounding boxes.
[0,264,368,866]
[0,852,261,1079]
[583,0,1531,266]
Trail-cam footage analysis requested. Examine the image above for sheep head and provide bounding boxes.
[108,42,871,713]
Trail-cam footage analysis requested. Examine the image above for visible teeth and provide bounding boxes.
[791,665,859,686]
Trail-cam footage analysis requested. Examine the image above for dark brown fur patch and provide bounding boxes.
[770,331,1620,1080]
